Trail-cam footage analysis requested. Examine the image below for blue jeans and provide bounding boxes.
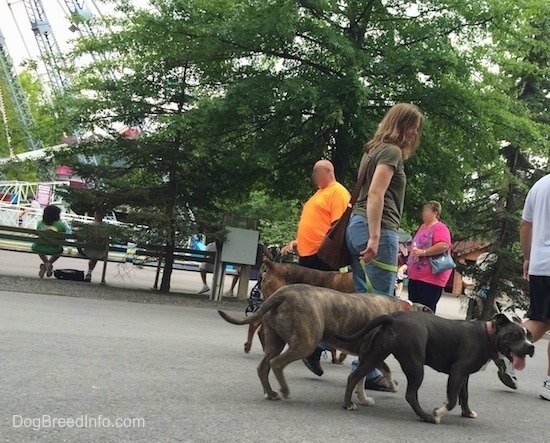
[346,214,398,295]
[346,214,399,379]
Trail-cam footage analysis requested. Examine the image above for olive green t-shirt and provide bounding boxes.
[351,144,406,231]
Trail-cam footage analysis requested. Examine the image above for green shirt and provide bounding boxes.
[351,144,406,231]
[32,220,68,254]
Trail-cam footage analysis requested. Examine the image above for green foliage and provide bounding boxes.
[50,0,550,297]
[450,1,550,317]
[229,190,301,245]
[0,70,64,180]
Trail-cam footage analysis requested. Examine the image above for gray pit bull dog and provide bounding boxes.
[218,284,431,402]
[336,311,535,424]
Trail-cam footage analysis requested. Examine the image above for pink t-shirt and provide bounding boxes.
[408,221,453,288]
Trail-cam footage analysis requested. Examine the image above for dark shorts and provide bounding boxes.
[298,254,333,272]
[527,275,550,320]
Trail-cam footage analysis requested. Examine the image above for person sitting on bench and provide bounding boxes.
[79,212,108,282]
[31,205,68,278]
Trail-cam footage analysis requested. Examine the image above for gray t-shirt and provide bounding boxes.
[351,144,406,231]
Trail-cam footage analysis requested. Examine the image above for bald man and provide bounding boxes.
[281,160,351,375]
[282,160,350,270]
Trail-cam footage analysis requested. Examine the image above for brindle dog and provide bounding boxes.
[219,284,431,402]
[245,259,354,363]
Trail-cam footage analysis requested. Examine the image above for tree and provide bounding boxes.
[229,190,301,246]
[0,70,65,180]
[454,2,550,319]
[171,0,532,207]
[53,2,261,292]
[53,0,549,296]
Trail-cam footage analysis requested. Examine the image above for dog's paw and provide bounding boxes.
[359,397,375,406]
[422,415,439,424]
[344,402,358,411]
[243,343,251,353]
[331,359,344,365]
[431,405,448,424]
[461,410,478,419]
[280,389,290,399]
[264,392,281,401]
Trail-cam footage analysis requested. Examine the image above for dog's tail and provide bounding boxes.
[218,289,286,326]
[335,315,394,342]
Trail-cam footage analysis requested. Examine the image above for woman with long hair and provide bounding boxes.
[345,103,424,390]
[32,205,68,278]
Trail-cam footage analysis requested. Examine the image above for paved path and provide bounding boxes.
[0,290,548,443]
[0,249,248,296]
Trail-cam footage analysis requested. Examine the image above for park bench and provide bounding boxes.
[0,225,222,289]
[128,243,220,290]
[0,224,110,283]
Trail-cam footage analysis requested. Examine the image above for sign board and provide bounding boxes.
[36,184,52,206]
[220,227,259,265]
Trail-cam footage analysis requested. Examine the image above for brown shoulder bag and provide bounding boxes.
[317,156,371,270]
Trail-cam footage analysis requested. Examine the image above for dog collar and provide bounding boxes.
[485,321,499,361]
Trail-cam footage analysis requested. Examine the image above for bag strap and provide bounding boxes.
[349,151,375,206]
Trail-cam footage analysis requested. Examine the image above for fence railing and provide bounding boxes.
[0,202,97,230]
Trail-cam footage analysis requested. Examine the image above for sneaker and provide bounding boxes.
[84,273,92,283]
[224,290,234,297]
[46,263,53,278]
[365,374,393,392]
[495,357,518,390]
[197,285,210,294]
[541,380,550,401]
[38,264,46,279]
[302,347,324,376]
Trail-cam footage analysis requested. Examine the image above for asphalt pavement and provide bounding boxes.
[0,287,548,443]
[0,248,244,296]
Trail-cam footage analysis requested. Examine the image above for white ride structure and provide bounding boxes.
[0,179,119,229]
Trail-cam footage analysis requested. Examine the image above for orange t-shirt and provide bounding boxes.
[296,181,351,257]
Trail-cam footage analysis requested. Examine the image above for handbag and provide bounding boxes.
[429,251,456,274]
[317,155,371,270]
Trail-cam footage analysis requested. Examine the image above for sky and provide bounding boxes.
[0,1,146,81]
[1,0,83,72]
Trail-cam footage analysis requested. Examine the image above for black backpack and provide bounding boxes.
[54,269,85,281]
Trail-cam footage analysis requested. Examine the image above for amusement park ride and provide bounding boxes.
[0,1,135,209]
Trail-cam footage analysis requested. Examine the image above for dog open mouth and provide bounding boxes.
[506,348,534,371]
[509,352,526,370]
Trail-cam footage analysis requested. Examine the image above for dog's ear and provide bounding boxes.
[492,313,511,328]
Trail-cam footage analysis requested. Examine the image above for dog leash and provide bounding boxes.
[357,259,398,297]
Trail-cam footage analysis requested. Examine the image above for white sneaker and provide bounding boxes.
[197,285,210,294]
[541,380,550,401]
[224,290,234,297]
[495,355,518,390]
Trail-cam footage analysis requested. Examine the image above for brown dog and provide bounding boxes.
[219,284,431,402]
[244,259,354,360]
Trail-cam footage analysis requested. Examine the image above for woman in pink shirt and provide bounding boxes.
[408,201,453,312]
